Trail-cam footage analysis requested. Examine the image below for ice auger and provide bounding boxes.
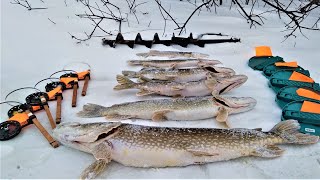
[102,33,240,48]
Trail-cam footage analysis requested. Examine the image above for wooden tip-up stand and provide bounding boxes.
[72,80,78,107]
[40,96,56,129]
[81,76,90,96]
[56,94,62,124]
[25,110,59,148]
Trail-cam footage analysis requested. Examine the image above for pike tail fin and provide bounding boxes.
[270,120,319,144]
[114,75,137,90]
[77,103,107,118]
[122,70,139,78]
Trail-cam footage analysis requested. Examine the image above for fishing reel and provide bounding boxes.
[45,81,66,101]
[25,91,56,129]
[0,102,34,141]
[1,99,59,147]
[60,72,79,89]
[61,62,91,96]
[26,92,50,107]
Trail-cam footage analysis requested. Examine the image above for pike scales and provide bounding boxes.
[122,66,236,82]
[52,120,319,179]
[76,96,257,124]
[113,75,248,97]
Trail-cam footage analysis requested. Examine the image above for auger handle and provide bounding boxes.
[26,110,59,148]
[81,76,90,96]
[40,96,56,129]
[72,81,78,107]
[56,95,62,124]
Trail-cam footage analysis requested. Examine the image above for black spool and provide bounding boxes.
[0,120,22,141]
[60,72,78,79]
[25,92,49,106]
[45,81,66,92]
[7,103,30,118]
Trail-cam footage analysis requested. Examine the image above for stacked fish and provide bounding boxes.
[77,50,256,127]
[54,50,319,179]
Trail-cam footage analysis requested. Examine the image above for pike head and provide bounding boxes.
[53,122,121,153]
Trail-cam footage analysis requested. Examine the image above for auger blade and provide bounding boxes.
[102,33,240,48]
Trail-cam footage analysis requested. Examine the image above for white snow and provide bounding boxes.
[1,0,320,179]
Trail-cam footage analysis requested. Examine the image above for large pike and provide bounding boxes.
[113,74,247,97]
[136,50,209,58]
[77,96,256,125]
[122,66,235,82]
[128,59,221,69]
[53,120,319,179]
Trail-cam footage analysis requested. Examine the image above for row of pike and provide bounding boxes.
[78,50,254,127]
[53,50,318,179]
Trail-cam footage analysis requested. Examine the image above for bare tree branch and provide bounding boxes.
[11,0,47,10]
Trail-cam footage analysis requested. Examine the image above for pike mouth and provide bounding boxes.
[219,77,247,94]
[94,127,119,142]
[59,125,120,145]
[214,97,230,107]
[70,128,119,145]
[219,82,242,94]
[204,66,219,73]
[213,97,256,109]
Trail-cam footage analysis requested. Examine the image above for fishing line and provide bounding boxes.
[5,87,41,106]
[34,77,60,88]
[63,62,91,71]
[49,70,77,78]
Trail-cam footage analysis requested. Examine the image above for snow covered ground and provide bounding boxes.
[1,0,320,178]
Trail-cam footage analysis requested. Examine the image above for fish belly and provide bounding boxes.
[175,73,206,82]
[180,84,211,97]
[175,61,197,69]
[110,142,245,167]
[166,106,217,120]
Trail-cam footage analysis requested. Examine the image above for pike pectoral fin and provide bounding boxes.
[187,149,219,157]
[105,114,134,120]
[251,145,284,158]
[171,85,185,91]
[216,106,229,122]
[80,143,112,180]
[170,63,177,69]
[205,78,217,90]
[216,107,231,128]
[136,89,155,96]
[211,90,219,96]
[80,159,108,180]
[137,76,152,83]
[165,75,177,81]
[152,110,171,121]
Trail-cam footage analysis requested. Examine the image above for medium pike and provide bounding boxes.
[113,74,247,97]
[128,59,221,69]
[122,66,235,82]
[136,50,209,58]
[53,120,319,179]
[77,96,256,125]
